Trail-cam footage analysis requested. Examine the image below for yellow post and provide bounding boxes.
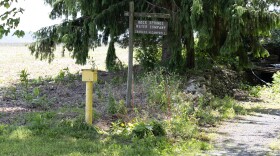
[82,69,97,125]
[85,81,93,125]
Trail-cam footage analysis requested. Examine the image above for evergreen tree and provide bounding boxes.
[191,0,280,65]
[29,0,280,70]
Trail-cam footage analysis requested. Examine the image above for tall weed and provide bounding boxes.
[141,68,180,111]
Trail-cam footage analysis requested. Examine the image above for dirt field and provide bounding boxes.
[0,43,133,124]
[0,43,128,87]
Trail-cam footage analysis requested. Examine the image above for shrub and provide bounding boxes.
[135,46,161,71]
[150,121,166,137]
[272,71,280,93]
[170,118,198,139]
[107,94,127,115]
[118,100,127,115]
[107,93,118,115]
[132,122,153,138]
[132,121,166,139]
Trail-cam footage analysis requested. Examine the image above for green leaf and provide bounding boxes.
[4,2,10,8]
[13,30,25,37]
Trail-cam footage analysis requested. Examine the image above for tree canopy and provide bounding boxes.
[29,0,280,70]
[0,0,24,39]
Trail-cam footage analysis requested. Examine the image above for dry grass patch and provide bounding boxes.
[0,43,128,86]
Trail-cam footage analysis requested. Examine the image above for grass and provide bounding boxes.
[0,45,214,155]
[0,109,211,156]
[1,44,280,155]
[0,68,224,155]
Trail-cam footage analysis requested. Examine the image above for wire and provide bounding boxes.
[250,68,271,86]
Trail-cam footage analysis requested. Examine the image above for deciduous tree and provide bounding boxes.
[0,0,24,39]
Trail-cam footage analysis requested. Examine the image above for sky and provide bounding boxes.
[0,0,61,43]
[15,0,61,32]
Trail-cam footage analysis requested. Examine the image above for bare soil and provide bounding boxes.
[0,44,129,125]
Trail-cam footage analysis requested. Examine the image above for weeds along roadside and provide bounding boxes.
[0,67,257,155]
[3,67,81,110]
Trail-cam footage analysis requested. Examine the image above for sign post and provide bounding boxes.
[126,1,134,107]
[125,2,170,107]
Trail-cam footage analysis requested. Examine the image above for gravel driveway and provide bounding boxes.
[209,111,280,156]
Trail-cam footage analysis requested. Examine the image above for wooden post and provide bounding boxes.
[126,1,134,107]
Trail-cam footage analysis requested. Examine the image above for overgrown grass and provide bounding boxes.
[240,72,280,112]
[0,68,251,155]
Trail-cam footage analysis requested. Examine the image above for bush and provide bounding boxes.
[132,121,166,139]
[107,93,118,114]
[135,46,161,71]
[132,122,153,138]
[169,118,198,139]
[107,93,127,115]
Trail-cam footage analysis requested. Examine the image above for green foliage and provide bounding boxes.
[192,0,279,65]
[248,86,262,97]
[19,69,29,89]
[24,111,98,139]
[30,88,50,109]
[135,46,161,71]
[3,86,17,100]
[240,83,262,97]
[27,0,280,71]
[107,93,127,115]
[106,40,123,71]
[0,125,7,135]
[118,100,127,115]
[271,29,280,44]
[132,121,166,139]
[54,67,77,83]
[54,69,66,82]
[0,0,24,39]
[141,68,180,110]
[132,122,153,138]
[272,71,280,93]
[18,69,52,109]
[195,50,213,70]
[169,117,198,139]
[193,95,246,126]
[272,71,280,85]
[107,93,118,115]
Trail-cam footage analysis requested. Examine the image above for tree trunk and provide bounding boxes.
[185,29,195,69]
[161,35,172,65]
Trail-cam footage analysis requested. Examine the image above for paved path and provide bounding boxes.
[209,112,280,156]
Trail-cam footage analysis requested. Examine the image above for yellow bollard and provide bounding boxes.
[85,81,93,125]
[82,69,97,125]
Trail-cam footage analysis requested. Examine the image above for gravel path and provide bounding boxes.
[209,112,280,156]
